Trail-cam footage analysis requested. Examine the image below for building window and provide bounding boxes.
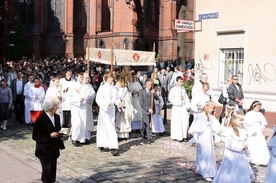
[73,0,87,30]
[46,0,63,32]
[144,0,159,26]
[101,0,110,31]
[99,40,105,48]
[221,48,244,84]
[123,39,129,50]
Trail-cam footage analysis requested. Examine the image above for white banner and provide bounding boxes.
[88,48,156,66]
[88,48,114,65]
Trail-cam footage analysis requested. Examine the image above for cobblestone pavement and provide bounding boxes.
[0,111,271,183]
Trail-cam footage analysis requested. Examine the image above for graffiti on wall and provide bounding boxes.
[195,59,213,74]
[248,63,276,85]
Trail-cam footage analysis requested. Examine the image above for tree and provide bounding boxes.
[177,0,188,70]
[126,0,145,51]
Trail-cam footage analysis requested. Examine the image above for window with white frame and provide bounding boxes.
[221,48,244,85]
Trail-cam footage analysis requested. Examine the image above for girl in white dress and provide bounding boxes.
[213,110,255,183]
[188,100,220,182]
[245,100,270,166]
[152,85,165,135]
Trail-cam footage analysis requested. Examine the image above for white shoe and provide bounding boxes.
[204,177,213,182]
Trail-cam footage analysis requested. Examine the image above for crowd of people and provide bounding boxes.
[0,58,275,183]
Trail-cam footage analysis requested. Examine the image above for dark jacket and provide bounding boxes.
[227,83,244,106]
[139,88,159,116]
[10,78,26,102]
[32,112,62,160]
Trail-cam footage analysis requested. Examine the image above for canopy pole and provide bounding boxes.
[110,47,114,73]
[87,45,90,73]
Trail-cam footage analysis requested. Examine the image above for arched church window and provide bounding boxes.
[101,0,110,31]
[123,39,129,50]
[99,40,105,48]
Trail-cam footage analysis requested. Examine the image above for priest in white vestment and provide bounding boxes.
[115,80,134,140]
[96,72,119,156]
[168,76,190,141]
[128,73,143,130]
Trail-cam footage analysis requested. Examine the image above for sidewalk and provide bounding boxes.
[0,146,39,183]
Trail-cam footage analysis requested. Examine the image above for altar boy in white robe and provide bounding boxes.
[96,72,119,156]
[23,75,34,124]
[28,77,45,123]
[168,76,190,141]
[68,72,86,147]
[82,72,96,142]
[45,77,62,121]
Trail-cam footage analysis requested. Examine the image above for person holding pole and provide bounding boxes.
[139,79,158,144]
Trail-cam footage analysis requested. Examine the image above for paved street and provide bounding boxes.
[0,108,271,183]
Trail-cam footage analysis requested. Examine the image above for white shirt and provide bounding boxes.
[46,112,55,127]
[16,79,23,94]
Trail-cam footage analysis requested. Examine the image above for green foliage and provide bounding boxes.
[183,80,193,99]
[9,22,29,60]
[47,54,58,61]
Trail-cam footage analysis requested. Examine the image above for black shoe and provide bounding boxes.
[81,139,90,145]
[141,133,147,139]
[110,149,120,156]
[72,141,82,147]
[118,138,124,142]
[98,147,104,152]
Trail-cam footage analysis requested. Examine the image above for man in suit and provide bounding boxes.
[139,79,159,143]
[227,75,244,109]
[158,68,169,98]
[10,70,26,123]
[33,96,64,183]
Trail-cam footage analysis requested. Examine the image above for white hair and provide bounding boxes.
[42,96,59,111]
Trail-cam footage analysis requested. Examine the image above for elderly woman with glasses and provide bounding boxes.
[0,79,12,130]
[32,96,64,183]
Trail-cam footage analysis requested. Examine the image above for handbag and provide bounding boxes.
[58,138,65,150]
[218,92,227,104]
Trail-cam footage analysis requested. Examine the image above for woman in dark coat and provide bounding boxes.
[32,96,65,183]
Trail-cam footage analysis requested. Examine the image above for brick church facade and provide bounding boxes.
[0,0,194,62]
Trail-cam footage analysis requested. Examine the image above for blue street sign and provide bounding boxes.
[199,12,219,20]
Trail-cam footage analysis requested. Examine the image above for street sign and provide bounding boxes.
[199,12,219,20]
[175,19,194,32]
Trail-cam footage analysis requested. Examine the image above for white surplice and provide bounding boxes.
[96,83,119,149]
[128,81,143,130]
[45,85,63,121]
[59,78,75,111]
[168,85,190,140]
[188,113,220,178]
[115,86,134,138]
[27,86,45,111]
[23,82,34,124]
[245,110,270,165]
[68,82,87,143]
